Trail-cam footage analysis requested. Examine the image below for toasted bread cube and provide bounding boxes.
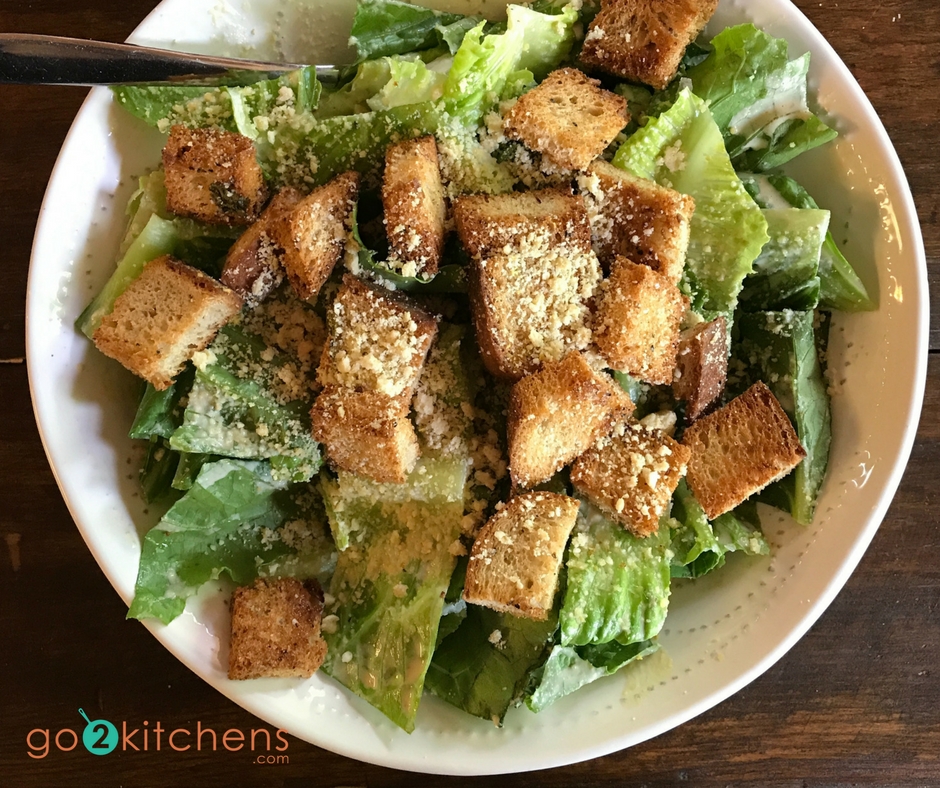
[682,381,806,519]
[93,255,242,390]
[228,577,327,680]
[311,386,420,483]
[508,353,634,489]
[471,243,602,381]
[504,68,629,172]
[318,275,438,399]
[593,257,687,384]
[162,126,268,226]
[271,171,359,301]
[581,0,719,90]
[578,160,695,279]
[571,418,691,536]
[673,317,728,421]
[220,187,304,307]
[453,187,592,260]
[464,491,580,620]
[383,136,446,278]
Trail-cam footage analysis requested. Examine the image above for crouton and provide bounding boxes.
[453,187,591,260]
[464,491,580,620]
[271,171,360,301]
[577,159,695,279]
[571,417,691,536]
[93,255,242,390]
[318,275,438,399]
[508,353,634,489]
[310,386,420,483]
[220,187,304,307]
[503,68,629,171]
[162,125,268,226]
[682,381,806,519]
[580,0,720,90]
[673,317,728,421]
[593,257,687,384]
[228,577,327,680]
[383,136,446,278]
[471,240,602,380]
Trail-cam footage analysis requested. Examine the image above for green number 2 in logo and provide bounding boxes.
[79,708,118,755]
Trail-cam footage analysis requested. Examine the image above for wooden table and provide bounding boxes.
[1,1,937,785]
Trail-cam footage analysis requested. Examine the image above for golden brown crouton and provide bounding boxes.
[593,257,687,384]
[503,68,629,172]
[673,317,728,422]
[453,187,592,260]
[508,353,634,489]
[383,136,446,278]
[682,381,806,519]
[228,577,327,680]
[464,491,580,620]
[571,417,691,536]
[310,386,420,483]
[318,275,438,399]
[162,125,268,226]
[93,255,242,390]
[220,187,304,307]
[471,242,602,381]
[580,0,719,90]
[271,171,360,301]
[577,159,695,279]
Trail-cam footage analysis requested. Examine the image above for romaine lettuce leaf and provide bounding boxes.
[684,24,837,170]
[320,457,467,732]
[560,499,672,648]
[670,480,769,579]
[138,437,182,504]
[442,3,577,124]
[733,310,831,524]
[128,459,333,624]
[744,173,875,311]
[349,0,482,62]
[738,208,829,312]
[525,639,658,713]
[612,89,769,320]
[426,602,557,724]
[170,325,322,482]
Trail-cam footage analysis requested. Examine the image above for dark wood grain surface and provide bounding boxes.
[1,1,937,785]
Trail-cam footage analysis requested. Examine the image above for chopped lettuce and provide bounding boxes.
[685,24,837,171]
[743,173,875,311]
[738,208,829,312]
[129,365,195,441]
[612,89,769,320]
[525,639,658,713]
[560,499,672,648]
[138,437,182,504]
[733,310,831,524]
[426,602,557,724]
[169,325,321,482]
[349,0,482,62]
[128,459,332,624]
[670,481,769,579]
[320,456,467,732]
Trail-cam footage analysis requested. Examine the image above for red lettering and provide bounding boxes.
[222,728,245,752]
[143,721,149,751]
[122,721,140,751]
[275,729,290,752]
[153,721,164,751]
[169,728,190,752]
[55,728,78,752]
[26,729,49,759]
[196,721,216,751]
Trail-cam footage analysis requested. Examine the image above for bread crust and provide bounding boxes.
[673,316,728,421]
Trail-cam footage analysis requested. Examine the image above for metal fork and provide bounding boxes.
[0,33,341,87]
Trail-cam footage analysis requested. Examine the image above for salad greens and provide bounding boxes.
[80,0,874,732]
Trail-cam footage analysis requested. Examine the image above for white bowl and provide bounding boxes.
[26,0,928,775]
